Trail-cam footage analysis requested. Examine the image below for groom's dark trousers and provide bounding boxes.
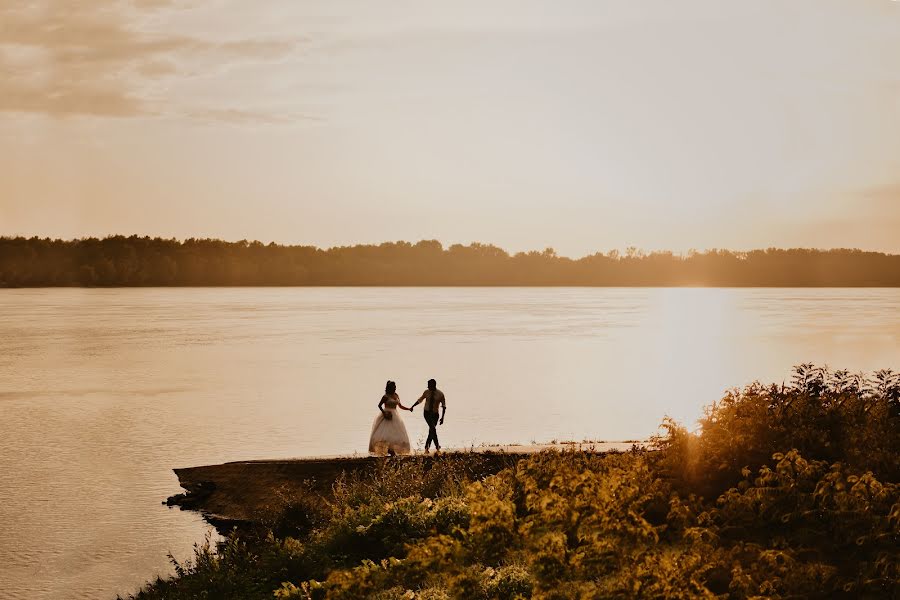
[424,410,440,449]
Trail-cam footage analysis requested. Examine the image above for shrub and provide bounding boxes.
[655,365,900,497]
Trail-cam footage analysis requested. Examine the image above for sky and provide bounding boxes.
[1,0,899,257]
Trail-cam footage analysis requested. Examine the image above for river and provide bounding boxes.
[1,287,898,598]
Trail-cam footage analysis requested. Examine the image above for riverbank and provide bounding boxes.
[166,442,643,530]
[130,366,899,599]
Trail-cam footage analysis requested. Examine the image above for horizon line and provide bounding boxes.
[3,234,899,261]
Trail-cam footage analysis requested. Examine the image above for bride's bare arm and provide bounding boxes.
[395,394,413,411]
[378,396,386,415]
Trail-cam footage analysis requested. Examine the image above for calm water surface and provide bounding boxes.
[1,288,898,599]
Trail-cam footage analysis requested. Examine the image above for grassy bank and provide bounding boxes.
[129,365,899,599]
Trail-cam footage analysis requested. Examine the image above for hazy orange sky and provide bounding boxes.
[2,0,899,256]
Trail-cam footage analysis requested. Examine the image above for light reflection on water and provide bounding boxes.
[0,287,898,599]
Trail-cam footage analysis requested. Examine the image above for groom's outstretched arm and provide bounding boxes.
[411,391,427,408]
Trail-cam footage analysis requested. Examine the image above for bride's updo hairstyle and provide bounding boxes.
[385,380,397,395]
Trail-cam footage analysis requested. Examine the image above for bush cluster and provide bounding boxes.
[130,366,899,599]
[654,364,900,497]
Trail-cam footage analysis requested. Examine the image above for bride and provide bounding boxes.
[369,380,413,456]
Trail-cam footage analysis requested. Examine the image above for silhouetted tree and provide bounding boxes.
[0,237,898,287]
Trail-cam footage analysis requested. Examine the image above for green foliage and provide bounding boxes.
[132,366,900,600]
[654,364,900,497]
[686,451,899,597]
[329,455,488,512]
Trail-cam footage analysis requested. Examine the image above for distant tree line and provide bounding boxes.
[0,236,898,286]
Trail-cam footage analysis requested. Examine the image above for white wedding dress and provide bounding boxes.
[369,395,411,456]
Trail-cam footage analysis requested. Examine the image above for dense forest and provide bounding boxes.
[2,236,899,286]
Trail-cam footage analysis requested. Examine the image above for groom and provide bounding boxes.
[411,378,446,452]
